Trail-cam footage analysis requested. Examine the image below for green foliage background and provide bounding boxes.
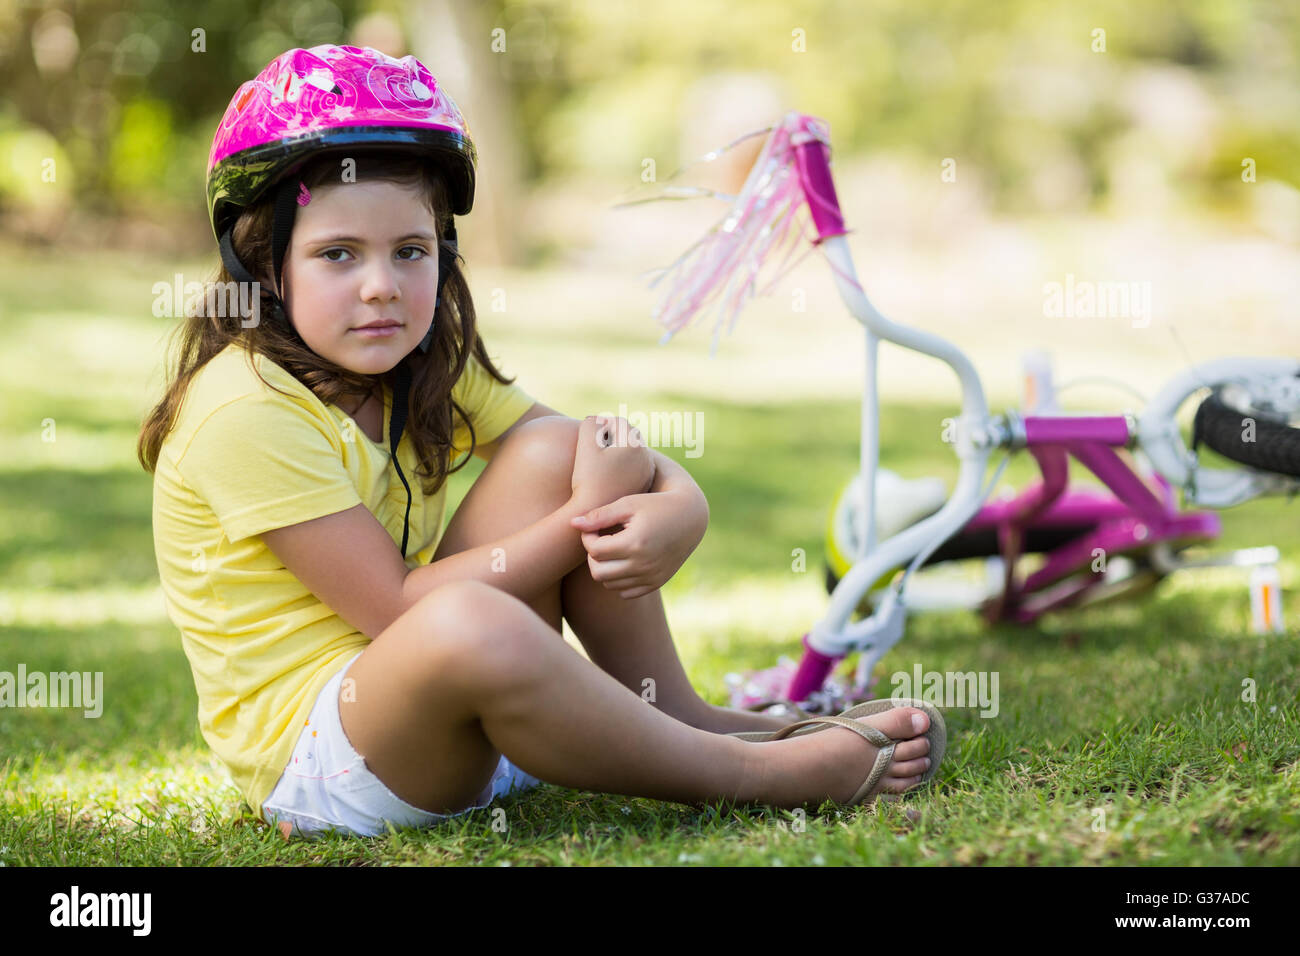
[2,0,1297,234]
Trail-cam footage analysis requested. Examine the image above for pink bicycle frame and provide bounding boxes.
[972,420,1220,624]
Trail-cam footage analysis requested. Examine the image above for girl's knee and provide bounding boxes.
[415,580,551,686]
[496,416,579,488]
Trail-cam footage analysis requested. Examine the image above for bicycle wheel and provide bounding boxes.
[824,476,1172,616]
[823,469,949,594]
[1192,384,1300,479]
[825,517,1107,604]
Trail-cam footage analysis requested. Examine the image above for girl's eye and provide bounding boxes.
[320,247,428,262]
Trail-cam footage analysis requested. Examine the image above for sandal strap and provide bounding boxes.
[768,715,899,805]
[850,740,897,805]
[745,699,814,722]
[768,714,893,747]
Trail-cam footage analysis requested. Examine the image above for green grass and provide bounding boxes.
[1,239,1297,865]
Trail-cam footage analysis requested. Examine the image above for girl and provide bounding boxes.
[139,44,944,840]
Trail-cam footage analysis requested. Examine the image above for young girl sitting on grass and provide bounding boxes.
[138,44,944,840]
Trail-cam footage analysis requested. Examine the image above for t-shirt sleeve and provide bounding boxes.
[175,394,364,544]
[450,352,537,452]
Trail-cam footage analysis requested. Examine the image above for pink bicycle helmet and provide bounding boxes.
[206,44,476,559]
[206,43,475,352]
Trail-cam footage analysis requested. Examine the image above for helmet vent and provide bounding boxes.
[303,69,337,94]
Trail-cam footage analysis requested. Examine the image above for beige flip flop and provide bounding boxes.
[729,697,947,791]
[739,699,815,727]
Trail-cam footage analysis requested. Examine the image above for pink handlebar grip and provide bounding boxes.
[784,634,843,703]
[792,131,848,244]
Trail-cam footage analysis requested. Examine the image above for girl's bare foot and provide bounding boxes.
[741,707,935,809]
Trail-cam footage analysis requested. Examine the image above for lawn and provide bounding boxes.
[1,238,1297,866]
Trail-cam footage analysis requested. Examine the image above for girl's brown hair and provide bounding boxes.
[137,150,515,497]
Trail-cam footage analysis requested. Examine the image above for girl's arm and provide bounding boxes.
[575,448,709,540]
[569,449,709,599]
[262,419,650,641]
[262,500,595,643]
[647,448,705,501]
[400,498,590,611]
[645,448,709,556]
[403,416,654,613]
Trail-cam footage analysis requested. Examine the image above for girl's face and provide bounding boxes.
[279,179,439,376]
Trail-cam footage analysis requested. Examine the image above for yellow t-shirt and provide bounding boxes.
[150,341,535,818]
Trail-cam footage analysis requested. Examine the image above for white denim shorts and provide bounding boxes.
[262,651,543,839]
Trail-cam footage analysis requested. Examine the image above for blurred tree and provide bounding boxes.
[1,0,1297,247]
[0,0,366,220]
[408,0,524,265]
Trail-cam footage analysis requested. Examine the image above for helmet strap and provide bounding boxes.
[269,178,300,314]
[218,227,257,287]
[388,359,415,558]
[215,182,300,329]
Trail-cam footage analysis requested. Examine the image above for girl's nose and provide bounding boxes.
[360,262,401,302]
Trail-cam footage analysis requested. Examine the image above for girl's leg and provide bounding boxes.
[431,416,574,632]
[434,416,787,734]
[339,579,934,812]
[560,567,787,733]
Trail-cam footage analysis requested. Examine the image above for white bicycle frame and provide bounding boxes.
[809,233,1300,680]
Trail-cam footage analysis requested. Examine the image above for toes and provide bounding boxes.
[891,737,931,762]
[885,756,931,779]
[881,774,925,794]
[900,707,930,736]
[863,707,929,742]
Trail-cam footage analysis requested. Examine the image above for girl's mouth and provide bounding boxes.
[352,324,401,337]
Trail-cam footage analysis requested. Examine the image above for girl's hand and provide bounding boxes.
[569,485,708,599]
[569,416,656,514]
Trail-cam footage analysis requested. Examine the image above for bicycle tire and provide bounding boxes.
[824,521,1102,596]
[1192,391,1300,479]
